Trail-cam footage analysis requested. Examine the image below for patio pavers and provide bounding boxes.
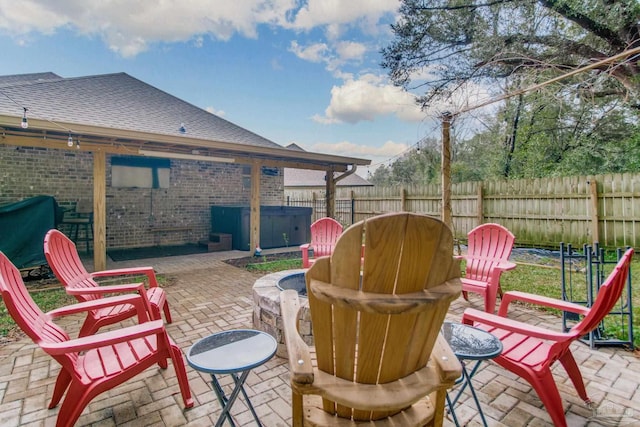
[0,250,638,426]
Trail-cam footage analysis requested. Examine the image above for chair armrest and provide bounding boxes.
[308,278,461,314]
[453,255,465,261]
[90,266,158,287]
[280,289,314,384]
[47,294,150,322]
[497,291,590,317]
[431,334,462,383]
[300,244,311,268]
[462,308,570,341]
[66,282,146,295]
[494,260,517,272]
[41,320,164,355]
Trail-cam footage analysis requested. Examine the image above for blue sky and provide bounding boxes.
[0,1,489,177]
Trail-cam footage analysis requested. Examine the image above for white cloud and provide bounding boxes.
[0,0,298,57]
[289,40,330,63]
[314,73,424,124]
[335,41,366,62]
[308,139,407,158]
[291,0,399,32]
[0,0,397,57]
[206,106,225,117]
[300,139,408,178]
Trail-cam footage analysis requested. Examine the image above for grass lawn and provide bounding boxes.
[488,256,640,350]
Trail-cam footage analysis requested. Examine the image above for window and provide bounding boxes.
[111,156,170,188]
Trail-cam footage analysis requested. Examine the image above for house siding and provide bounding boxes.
[0,144,284,249]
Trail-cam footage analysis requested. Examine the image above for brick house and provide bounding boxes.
[0,72,369,269]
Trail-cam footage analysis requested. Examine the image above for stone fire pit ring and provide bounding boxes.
[252,269,313,357]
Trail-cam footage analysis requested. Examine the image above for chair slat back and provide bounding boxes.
[44,229,98,301]
[310,217,343,257]
[307,213,460,421]
[572,248,633,337]
[466,223,515,282]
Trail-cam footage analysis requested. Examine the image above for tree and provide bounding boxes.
[382,0,640,108]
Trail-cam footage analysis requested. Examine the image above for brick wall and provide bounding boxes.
[0,144,284,249]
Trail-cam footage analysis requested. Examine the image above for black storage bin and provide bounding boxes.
[211,206,312,250]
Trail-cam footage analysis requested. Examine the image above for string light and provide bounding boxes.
[21,107,28,129]
[67,132,73,147]
[76,137,80,150]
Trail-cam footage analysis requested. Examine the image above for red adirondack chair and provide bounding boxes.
[300,217,343,268]
[458,223,516,313]
[0,251,193,427]
[44,229,172,337]
[462,248,634,427]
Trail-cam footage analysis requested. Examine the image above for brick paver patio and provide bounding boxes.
[0,250,638,426]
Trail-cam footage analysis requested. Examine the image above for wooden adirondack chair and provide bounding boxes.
[300,217,343,268]
[458,223,516,313]
[282,212,462,426]
[0,251,193,427]
[462,248,634,427]
[44,229,172,337]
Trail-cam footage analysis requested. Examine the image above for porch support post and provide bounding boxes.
[441,112,453,229]
[250,162,262,252]
[93,150,107,271]
[325,167,336,219]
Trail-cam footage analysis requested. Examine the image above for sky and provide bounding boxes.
[0,1,489,177]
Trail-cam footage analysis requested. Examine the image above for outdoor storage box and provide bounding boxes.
[211,206,312,250]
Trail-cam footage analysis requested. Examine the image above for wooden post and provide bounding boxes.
[250,162,261,253]
[325,168,336,219]
[351,190,355,225]
[441,113,453,228]
[589,179,600,245]
[92,150,107,271]
[477,182,484,226]
[312,192,317,221]
[400,187,407,212]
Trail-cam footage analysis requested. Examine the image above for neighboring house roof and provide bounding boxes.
[284,144,373,187]
[284,168,373,187]
[0,72,370,170]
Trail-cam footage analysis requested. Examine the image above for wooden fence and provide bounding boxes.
[285,173,640,249]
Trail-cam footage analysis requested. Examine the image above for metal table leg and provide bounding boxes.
[211,370,263,427]
[447,360,489,427]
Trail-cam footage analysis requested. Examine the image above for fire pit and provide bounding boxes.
[252,269,312,357]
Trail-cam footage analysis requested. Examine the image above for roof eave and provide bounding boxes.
[0,115,371,168]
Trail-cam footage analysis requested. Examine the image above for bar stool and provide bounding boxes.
[62,200,93,253]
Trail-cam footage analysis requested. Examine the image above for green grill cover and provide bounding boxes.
[0,196,61,269]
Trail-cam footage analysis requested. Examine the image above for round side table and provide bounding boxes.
[187,329,277,427]
[441,321,503,427]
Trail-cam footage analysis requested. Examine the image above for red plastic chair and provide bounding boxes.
[458,223,516,313]
[44,229,172,337]
[462,248,634,427]
[0,251,193,427]
[300,217,343,268]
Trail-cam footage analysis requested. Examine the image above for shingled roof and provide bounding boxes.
[0,72,282,149]
[0,72,370,170]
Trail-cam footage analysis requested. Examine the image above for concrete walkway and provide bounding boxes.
[0,250,638,426]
